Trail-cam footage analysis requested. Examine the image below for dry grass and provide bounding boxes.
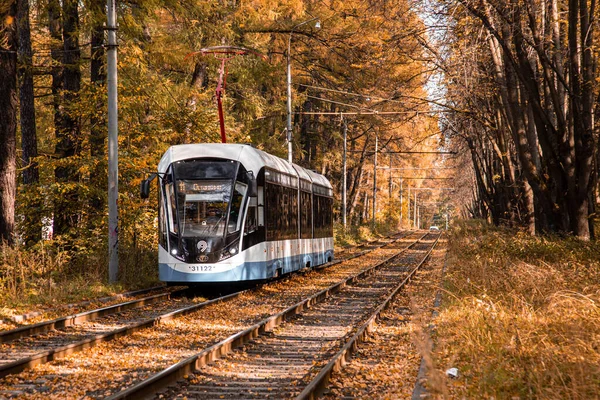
[0,240,158,318]
[334,221,397,248]
[429,220,600,399]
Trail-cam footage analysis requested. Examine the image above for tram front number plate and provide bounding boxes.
[189,265,214,272]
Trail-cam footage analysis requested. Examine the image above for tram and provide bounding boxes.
[140,143,334,286]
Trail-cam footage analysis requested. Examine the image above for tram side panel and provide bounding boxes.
[313,193,334,265]
[299,189,313,267]
[264,177,304,275]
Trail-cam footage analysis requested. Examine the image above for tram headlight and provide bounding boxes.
[219,241,239,261]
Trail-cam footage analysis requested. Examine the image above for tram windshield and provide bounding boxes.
[178,180,232,237]
[163,159,250,239]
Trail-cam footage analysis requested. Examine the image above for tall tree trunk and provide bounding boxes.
[18,0,37,186]
[48,0,62,142]
[89,0,106,216]
[0,1,18,244]
[488,30,534,230]
[18,0,41,244]
[53,0,81,237]
[571,0,595,239]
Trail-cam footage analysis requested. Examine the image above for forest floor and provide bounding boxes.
[323,231,447,399]
[423,220,600,399]
[3,222,599,398]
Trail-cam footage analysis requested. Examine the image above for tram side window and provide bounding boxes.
[313,195,333,238]
[300,191,312,239]
[244,197,258,234]
[158,186,168,248]
[282,187,289,237]
[228,182,247,233]
[265,182,278,241]
[265,181,299,240]
[325,197,333,236]
[284,186,298,239]
[290,187,299,239]
[165,182,178,234]
[242,196,267,250]
[314,194,322,238]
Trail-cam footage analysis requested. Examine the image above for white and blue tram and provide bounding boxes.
[140,143,334,285]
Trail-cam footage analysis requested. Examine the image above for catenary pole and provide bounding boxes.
[286,34,293,163]
[400,179,403,224]
[107,0,118,282]
[413,191,417,228]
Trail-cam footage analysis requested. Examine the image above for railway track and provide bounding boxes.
[107,232,439,399]
[0,287,188,344]
[0,231,426,398]
[333,234,393,259]
[0,234,398,381]
[0,235,393,381]
[0,288,224,378]
[0,285,174,332]
[1,233,390,337]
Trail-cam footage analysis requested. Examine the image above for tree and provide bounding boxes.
[53,0,82,237]
[0,0,18,244]
[88,0,106,216]
[18,0,37,186]
[17,0,41,244]
[437,0,598,239]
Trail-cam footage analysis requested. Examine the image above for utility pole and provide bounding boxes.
[407,185,411,228]
[372,134,378,229]
[413,191,417,228]
[388,155,392,199]
[107,0,118,283]
[342,116,347,231]
[399,179,403,224]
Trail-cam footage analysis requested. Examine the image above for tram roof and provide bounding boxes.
[158,143,332,190]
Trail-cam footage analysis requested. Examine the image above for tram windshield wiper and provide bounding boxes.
[209,216,225,232]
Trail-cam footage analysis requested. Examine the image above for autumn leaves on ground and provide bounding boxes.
[2,224,599,398]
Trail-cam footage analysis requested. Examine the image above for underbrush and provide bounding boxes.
[333,219,400,248]
[0,239,158,318]
[429,220,600,398]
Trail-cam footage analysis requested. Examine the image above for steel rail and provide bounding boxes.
[0,234,392,344]
[0,233,404,379]
[0,290,241,379]
[317,232,405,272]
[296,233,441,399]
[2,284,167,326]
[106,232,427,400]
[0,288,187,344]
